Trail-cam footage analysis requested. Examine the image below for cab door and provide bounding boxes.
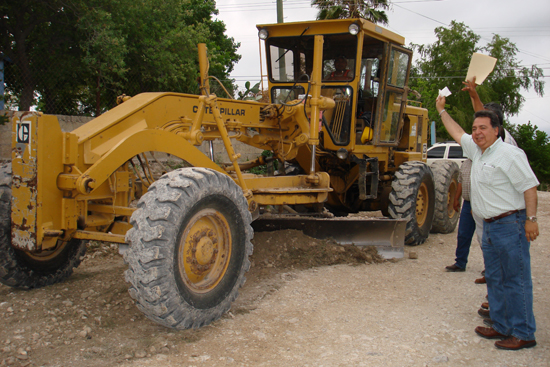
[372,45,412,146]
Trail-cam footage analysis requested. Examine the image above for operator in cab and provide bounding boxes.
[326,56,354,81]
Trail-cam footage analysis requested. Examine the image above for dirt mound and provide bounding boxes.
[250,229,386,273]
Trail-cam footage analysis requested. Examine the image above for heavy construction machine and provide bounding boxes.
[0,18,459,329]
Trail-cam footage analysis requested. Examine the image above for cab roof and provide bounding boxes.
[256,18,405,46]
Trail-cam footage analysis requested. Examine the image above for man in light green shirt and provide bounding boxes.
[436,95,539,351]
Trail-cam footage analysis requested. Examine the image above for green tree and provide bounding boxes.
[507,122,550,187]
[311,0,390,24]
[0,0,79,111]
[409,21,545,140]
[1,0,241,116]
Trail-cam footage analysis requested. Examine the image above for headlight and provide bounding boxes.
[336,148,348,160]
[258,29,269,40]
[348,23,360,35]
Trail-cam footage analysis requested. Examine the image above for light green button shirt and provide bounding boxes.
[460,134,539,219]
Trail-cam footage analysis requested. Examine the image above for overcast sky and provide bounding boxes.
[214,0,550,134]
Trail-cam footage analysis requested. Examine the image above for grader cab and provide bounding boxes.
[0,18,459,329]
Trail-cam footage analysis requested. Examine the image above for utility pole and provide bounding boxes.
[276,0,284,23]
[276,0,287,81]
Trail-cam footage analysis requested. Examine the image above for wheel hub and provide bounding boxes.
[416,182,428,226]
[178,209,231,293]
[190,230,218,269]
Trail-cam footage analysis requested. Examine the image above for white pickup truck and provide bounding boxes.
[426,141,467,167]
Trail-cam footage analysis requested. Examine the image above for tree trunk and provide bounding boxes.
[14,32,35,111]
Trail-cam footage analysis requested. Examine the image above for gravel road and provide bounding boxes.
[1,192,549,367]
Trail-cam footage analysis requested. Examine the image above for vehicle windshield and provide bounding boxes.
[266,30,411,146]
[266,33,358,83]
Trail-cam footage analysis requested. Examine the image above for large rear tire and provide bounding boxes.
[124,167,253,329]
[388,161,435,246]
[430,160,460,234]
[0,163,87,289]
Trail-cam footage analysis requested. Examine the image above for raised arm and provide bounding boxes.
[461,77,484,112]
[435,95,466,144]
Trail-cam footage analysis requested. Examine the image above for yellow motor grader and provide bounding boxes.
[0,18,459,329]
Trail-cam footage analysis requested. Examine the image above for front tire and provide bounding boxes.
[0,163,87,289]
[388,162,435,246]
[430,161,460,233]
[124,167,253,329]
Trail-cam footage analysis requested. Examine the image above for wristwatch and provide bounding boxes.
[527,216,537,223]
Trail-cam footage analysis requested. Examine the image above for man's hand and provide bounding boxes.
[453,182,462,212]
[435,95,446,113]
[525,221,539,242]
[461,76,477,94]
[461,76,484,112]
[453,197,461,212]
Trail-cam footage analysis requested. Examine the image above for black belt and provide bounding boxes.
[484,210,519,223]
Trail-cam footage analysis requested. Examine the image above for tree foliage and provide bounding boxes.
[312,0,390,24]
[408,21,545,140]
[0,0,80,113]
[1,0,241,116]
[507,122,550,187]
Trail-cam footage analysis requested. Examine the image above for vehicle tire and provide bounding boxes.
[0,163,87,289]
[388,161,435,246]
[124,167,253,329]
[430,160,460,234]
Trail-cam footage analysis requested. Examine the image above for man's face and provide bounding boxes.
[335,58,347,71]
[472,117,499,151]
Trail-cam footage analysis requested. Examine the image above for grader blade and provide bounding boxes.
[252,217,407,259]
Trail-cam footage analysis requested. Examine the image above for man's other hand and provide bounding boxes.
[525,220,539,242]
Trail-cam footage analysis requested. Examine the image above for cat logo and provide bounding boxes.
[16,122,31,144]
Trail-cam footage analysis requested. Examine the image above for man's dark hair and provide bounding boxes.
[483,102,506,140]
[474,110,500,129]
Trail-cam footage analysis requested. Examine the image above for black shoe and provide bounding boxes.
[445,264,465,272]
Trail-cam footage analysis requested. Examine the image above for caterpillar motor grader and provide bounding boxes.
[0,18,459,329]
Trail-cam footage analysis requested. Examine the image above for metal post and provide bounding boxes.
[307,35,324,182]
[198,44,210,95]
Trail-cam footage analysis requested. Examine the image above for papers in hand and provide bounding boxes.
[438,87,452,97]
[466,53,497,85]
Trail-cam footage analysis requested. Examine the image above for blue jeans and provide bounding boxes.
[482,210,536,341]
[454,200,476,269]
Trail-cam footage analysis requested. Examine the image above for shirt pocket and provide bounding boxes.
[478,164,495,185]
